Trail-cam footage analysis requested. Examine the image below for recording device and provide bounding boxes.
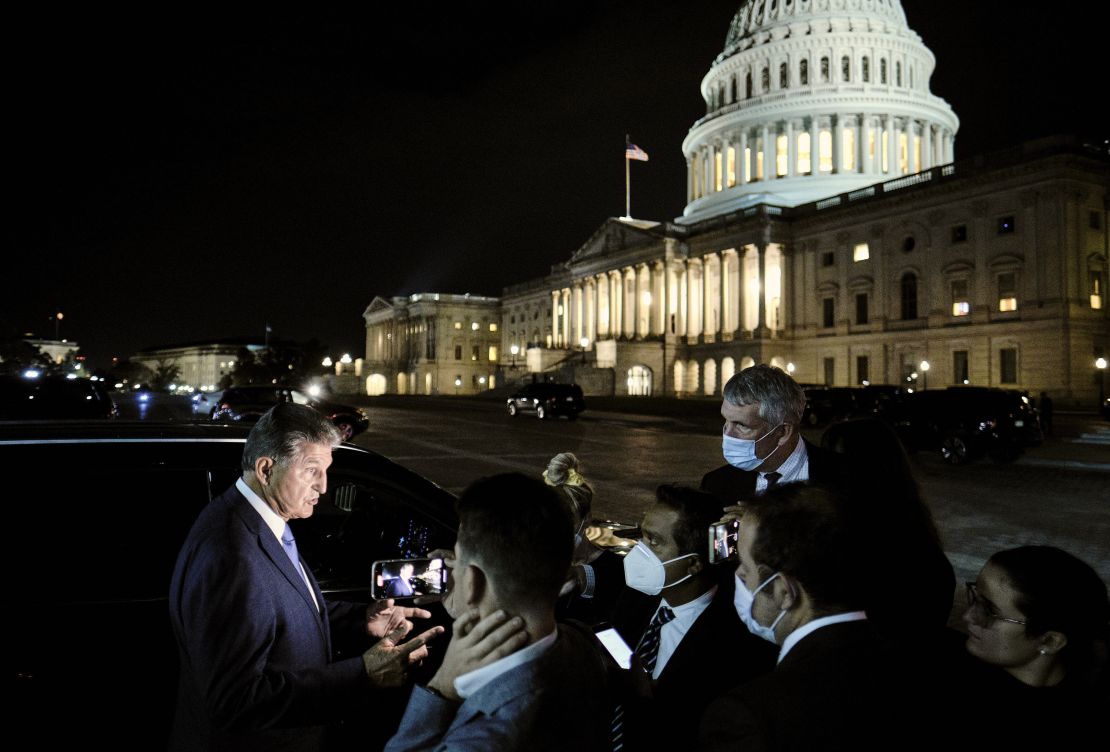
[707,518,739,564]
[593,623,632,669]
[370,557,447,600]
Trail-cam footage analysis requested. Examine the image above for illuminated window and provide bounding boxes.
[471,321,480,331]
[799,58,808,85]
[853,243,870,262]
[842,128,855,171]
[867,126,875,165]
[488,345,498,361]
[453,321,462,330]
[715,151,723,191]
[898,132,909,174]
[744,147,752,182]
[756,145,764,180]
[776,134,788,176]
[881,129,889,172]
[951,279,970,317]
[1089,271,1103,309]
[818,130,832,172]
[727,147,736,187]
[489,322,497,332]
[797,132,812,174]
[997,273,1017,312]
[914,134,922,172]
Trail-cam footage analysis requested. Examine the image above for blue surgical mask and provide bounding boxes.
[722,423,784,471]
[733,571,787,643]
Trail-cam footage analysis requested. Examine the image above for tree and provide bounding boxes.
[0,339,53,376]
[150,358,182,392]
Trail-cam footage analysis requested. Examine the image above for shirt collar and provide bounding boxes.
[237,477,286,542]
[778,611,868,663]
[662,584,717,618]
[454,627,557,700]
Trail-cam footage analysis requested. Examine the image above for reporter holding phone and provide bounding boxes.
[385,473,614,752]
[168,405,443,752]
[611,485,775,752]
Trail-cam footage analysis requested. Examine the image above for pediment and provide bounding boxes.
[569,218,664,264]
[363,296,398,319]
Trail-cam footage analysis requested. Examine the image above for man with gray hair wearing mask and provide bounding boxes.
[701,364,847,505]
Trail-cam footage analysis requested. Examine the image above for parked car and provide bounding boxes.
[506,382,586,420]
[211,385,369,440]
[3,420,457,748]
[878,386,1042,464]
[801,385,904,426]
[0,374,118,419]
[189,389,222,416]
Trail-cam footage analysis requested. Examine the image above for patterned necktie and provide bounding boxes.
[635,606,675,674]
[764,471,782,488]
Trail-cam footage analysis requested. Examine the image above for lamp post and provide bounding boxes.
[920,360,930,391]
[53,311,63,340]
[454,376,462,396]
[1097,357,1107,411]
[579,337,590,364]
[510,344,519,369]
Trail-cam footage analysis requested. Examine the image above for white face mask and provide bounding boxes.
[733,571,787,643]
[623,542,696,596]
[722,423,784,472]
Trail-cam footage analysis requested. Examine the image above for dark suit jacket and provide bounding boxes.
[700,440,955,637]
[699,620,903,752]
[385,620,612,752]
[614,571,777,751]
[168,484,371,752]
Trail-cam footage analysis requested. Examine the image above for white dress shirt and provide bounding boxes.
[755,437,810,494]
[650,586,717,680]
[454,628,557,699]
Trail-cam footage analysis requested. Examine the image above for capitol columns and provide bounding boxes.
[738,129,749,186]
[652,260,666,336]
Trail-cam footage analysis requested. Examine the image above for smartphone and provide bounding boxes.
[594,623,632,669]
[708,518,739,564]
[371,557,447,600]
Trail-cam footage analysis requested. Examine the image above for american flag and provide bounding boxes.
[625,143,649,162]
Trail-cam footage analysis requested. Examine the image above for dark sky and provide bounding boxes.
[4,1,1106,369]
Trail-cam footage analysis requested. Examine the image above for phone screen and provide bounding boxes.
[371,557,447,600]
[708,519,739,564]
[595,627,632,669]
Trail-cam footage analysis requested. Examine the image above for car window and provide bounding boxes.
[290,390,312,405]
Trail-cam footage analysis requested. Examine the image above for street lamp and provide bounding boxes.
[510,344,519,369]
[53,311,63,340]
[920,360,930,391]
[1097,357,1107,411]
[579,337,590,364]
[454,376,462,395]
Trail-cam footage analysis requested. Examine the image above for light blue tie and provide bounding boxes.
[280,524,303,575]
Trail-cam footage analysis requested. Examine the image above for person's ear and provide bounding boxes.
[462,563,487,608]
[254,457,275,485]
[777,423,796,447]
[1039,631,1068,656]
[774,574,800,611]
[685,555,705,578]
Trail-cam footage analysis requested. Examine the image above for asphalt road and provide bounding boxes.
[124,391,1109,587]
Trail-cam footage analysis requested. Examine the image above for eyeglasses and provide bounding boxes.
[964,582,1028,627]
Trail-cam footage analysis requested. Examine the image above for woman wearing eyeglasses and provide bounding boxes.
[959,545,1108,744]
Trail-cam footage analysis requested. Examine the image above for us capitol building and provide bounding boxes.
[364,0,1108,406]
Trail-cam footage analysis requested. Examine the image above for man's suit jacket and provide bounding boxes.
[384,620,612,752]
[168,484,371,752]
[698,620,903,752]
[699,439,847,506]
[613,571,777,751]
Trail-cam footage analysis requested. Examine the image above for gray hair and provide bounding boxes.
[242,403,341,472]
[722,364,806,426]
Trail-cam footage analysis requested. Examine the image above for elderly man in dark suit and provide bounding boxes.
[385,473,613,752]
[169,404,443,752]
[702,364,847,503]
[699,483,905,751]
[612,484,776,751]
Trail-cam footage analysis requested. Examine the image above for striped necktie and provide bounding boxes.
[635,606,675,674]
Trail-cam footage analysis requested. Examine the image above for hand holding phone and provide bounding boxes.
[371,557,448,600]
[594,623,633,669]
[707,518,739,564]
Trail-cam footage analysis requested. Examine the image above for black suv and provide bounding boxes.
[802,385,904,426]
[4,421,457,748]
[506,382,586,420]
[0,374,118,419]
[211,385,370,440]
[878,386,1042,464]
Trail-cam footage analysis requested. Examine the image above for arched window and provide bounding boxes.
[761,67,770,92]
[779,62,788,89]
[746,71,753,99]
[900,272,918,320]
[718,84,726,106]
[862,57,870,83]
[896,61,902,87]
[730,76,737,102]
[627,366,653,396]
[799,58,808,85]
[820,56,830,82]
[881,59,888,84]
[841,55,850,82]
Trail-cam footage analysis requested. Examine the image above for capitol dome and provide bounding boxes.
[679,0,958,223]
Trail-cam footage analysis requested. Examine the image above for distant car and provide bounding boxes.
[211,385,369,440]
[506,382,586,420]
[802,385,905,426]
[878,386,1042,464]
[0,375,118,419]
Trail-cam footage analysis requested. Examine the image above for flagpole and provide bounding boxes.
[624,134,632,218]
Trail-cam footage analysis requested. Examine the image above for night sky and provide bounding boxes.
[4,1,1106,369]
